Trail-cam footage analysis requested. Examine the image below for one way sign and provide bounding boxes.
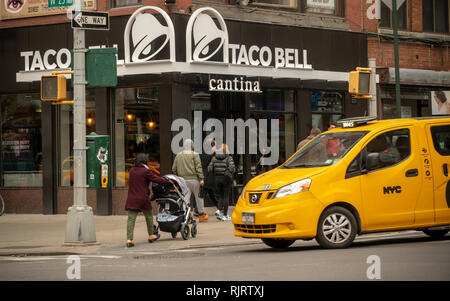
[72,11,109,30]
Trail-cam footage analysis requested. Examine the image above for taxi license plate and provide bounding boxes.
[242,212,255,224]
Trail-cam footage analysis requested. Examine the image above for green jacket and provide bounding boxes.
[172,150,204,181]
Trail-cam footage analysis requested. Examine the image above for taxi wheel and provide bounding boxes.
[423,229,449,239]
[316,206,357,249]
[261,238,296,249]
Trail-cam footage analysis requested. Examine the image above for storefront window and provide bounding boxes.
[311,91,344,131]
[1,93,42,187]
[58,90,96,187]
[381,89,432,119]
[114,87,160,187]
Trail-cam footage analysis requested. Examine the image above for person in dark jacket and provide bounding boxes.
[199,139,219,215]
[125,153,169,248]
[208,144,235,221]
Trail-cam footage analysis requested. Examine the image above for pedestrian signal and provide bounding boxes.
[41,75,67,101]
[349,67,372,99]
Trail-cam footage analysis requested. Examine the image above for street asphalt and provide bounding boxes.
[1,207,450,282]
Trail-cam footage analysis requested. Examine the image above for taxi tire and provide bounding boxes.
[261,238,296,249]
[423,229,449,239]
[315,206,357,249]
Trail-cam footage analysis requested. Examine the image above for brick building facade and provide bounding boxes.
[347,0,450,118]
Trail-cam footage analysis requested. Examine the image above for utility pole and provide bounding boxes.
[392,0,402,117]
[65,0,96,244]
[368,58,378,118]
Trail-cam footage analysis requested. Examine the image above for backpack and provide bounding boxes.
[223,156,233,184]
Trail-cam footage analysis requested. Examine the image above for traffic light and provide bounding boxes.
[41,75,67,101]
[349,67,372,98]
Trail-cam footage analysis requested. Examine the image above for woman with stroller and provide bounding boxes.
[125,153,170,248]
[208,144,235,221]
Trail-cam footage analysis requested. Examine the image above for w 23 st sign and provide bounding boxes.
[48,0,73,7]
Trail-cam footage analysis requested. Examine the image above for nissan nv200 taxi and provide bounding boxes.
[232,117,450,249]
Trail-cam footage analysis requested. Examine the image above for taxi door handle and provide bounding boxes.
[405,169,418,177]
[444,164,448,177]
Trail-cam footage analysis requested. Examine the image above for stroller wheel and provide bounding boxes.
[191,222,197,238]
[181,224,190,240]
[171,232,177,239]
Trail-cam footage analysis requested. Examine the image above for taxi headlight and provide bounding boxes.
[273,178,311,199]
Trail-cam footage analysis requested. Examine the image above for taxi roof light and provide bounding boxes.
[337,116,377,128]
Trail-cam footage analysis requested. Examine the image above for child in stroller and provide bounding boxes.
[152,174,197,240]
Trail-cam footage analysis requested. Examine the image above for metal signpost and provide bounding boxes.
[392,0,402,118]
[64,0,109,244]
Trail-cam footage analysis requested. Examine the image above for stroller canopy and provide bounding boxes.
[163,174,189,196]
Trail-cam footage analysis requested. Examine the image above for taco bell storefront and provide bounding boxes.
[0,6,367,215]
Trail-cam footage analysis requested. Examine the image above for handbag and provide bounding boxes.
[198,185,205,198]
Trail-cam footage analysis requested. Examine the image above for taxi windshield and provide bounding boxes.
[283,131,368,168]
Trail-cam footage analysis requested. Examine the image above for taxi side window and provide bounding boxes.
[431,125,450,156]
[364,129,410,171]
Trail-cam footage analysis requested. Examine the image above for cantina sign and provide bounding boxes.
[209,77,261,93]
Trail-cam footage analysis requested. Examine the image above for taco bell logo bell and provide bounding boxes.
[131,13,169,62]
[186,7,229,64]
[192,13,226,61]
[124,6,176,64]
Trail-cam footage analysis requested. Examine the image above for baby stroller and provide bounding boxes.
[152,174,197,240]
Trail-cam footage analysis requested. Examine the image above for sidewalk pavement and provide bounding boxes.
[0,206,262,256]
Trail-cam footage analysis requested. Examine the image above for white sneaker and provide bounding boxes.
[215,210,221,216]
[217,215,227,221]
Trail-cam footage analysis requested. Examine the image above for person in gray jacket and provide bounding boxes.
[208,144,235,221]
[172,139,208,222]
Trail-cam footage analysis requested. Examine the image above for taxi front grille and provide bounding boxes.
[246,191,275,205]
[235,224,276,234]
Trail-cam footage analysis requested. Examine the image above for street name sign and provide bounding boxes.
[48,0,73,7]
[71,11,109,30]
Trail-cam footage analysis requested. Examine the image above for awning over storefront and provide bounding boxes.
[16,63,349,83]
[378,67,450,87]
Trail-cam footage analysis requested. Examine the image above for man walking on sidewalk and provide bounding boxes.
[172,139,209,222]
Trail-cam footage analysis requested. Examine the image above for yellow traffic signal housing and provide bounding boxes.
[349,67,372,99]
[41,75,67,101]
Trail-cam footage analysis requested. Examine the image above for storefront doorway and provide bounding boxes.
[191,88,296,205]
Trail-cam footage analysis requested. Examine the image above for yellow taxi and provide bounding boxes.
[232,116,450,249]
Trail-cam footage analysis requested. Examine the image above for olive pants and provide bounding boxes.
[127,209,154,241]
